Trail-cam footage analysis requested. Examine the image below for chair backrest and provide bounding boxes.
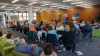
[47,34,57,47]
[12,50,30,56]
[84,30,92,33]
[57,31,64,35]
[28,31,36,42]
[1,38,11,47]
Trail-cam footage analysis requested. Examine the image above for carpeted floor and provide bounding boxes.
[1,27,100,56]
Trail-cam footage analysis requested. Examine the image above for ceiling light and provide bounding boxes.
[63,0,72,2]
[81,5,91,7]
[10,9,13,10]
[15,7,20,9]
[50,6,57,7]
[76,5,81,6]
[71,2,83,4]
[28,2,37,5]
[45,4,49,5]
[57,7,64,9]
[1,6,6,8]
[12,0,19,3]
[81,4,87,5]
[41,5,45,6]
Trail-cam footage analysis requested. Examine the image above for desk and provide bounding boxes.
[92,29,100,37]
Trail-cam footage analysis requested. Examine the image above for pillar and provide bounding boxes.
[8,11,11,22]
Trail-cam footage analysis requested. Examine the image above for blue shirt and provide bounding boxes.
[74,24,79,29]
[14,44,34,56]
[48,30,58,41]
[41,30,47,37]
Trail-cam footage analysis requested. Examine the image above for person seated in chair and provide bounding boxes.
[29,23,37,34]
[34,21,39,31]
[9,22,16,30]
[0,28,3,36]
[6,33,16,45]
[40,43,57,56]
[82,21,93,39]
[2,30,8,39]
[56,22,64,31]
[41,23,47,37]
[23,20,29,35]
[17,21,23,33]
[48,26,58,41]
[14,38,43,56]
[62,25,76,52]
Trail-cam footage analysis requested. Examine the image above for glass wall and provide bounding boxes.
[9,13,37,24]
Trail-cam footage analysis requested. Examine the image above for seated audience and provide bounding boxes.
[9,22,16,30]
[62,25,76,52]
[90,20,94,25]
[69,22,76,32]
[80,21,85,27]
[49,21,55,30]
[39,21,43,29]
[0,28,3,36]
[40,43,57,56]
[82,21,93,39]
[48,26,58,41]
[6,33,15,45]
[34,21,39,30]
[2,30,8,39]
[74,22,80,29]
[93,20,97,25]
[56,22,64,31]
[29,23,37,34]
[41,24,47,37]
[14,38,43,56]
[17,21,23,33]
[24,20,29,34]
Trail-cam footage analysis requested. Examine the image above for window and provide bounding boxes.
[19,13,23,21]
[33,13,36,20]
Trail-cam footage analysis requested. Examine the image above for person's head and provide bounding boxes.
[2,30,8,35]
[14,38,24,45]
[0,28,3,32]
[69,22,76,31]
[73,15,75,17]
[57,22,61,27]
[86,21,89,24]
[24,20,27,22]
[50,21,55,26]
[42,25,47,31]
[43,43,53,55]
[82,21,85,24]
[17,21,19,24]
[30,23,33,27]
[75,21,77,24]
[65,25,70,32]
[7,33,13,39]
[36,21,38,24]
[48,26,53,31]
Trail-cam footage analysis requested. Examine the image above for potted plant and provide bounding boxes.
[92,13,100,21]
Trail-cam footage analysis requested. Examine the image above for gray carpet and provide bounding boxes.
[1,27,100,56]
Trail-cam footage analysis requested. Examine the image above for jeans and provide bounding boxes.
[10,25,16,30]
[32,45,43,56]
[84,33,92,39]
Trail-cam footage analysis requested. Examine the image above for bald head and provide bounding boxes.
[30,23,33,27]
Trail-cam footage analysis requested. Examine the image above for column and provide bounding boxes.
[2,13,6,26]
[8,11,11,22]
[28,5,33,25]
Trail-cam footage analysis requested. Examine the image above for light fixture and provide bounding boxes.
[63,0,72,2]
[1,6,6,8]
[80,5,91,7]
[12,0,19,3]
[71,2,83,4]
[57,7,64,9]
[41,5,45,6]
[41,4,49,6]
[14,11,17,12]
[50,6,57,7]
[81,4,87,5]
[28,2,37,5]
[84,7,92,8]
[10,9,13,10]
[15,7,20,9]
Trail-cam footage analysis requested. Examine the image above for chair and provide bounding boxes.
[6,50,30,56]
[0,37,15,56]
[57,31,64,35]
[46,34,57,47]
[28,31,36,42]
[82,30,92,42]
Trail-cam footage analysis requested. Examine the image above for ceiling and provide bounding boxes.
[0,0,100,12]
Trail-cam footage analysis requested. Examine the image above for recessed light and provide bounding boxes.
[28,2,37,5]
[12,0,19,3]
[81,4,87,5]
[45,4,49,5]
[41,5,45,6]
[63,0,72,2]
